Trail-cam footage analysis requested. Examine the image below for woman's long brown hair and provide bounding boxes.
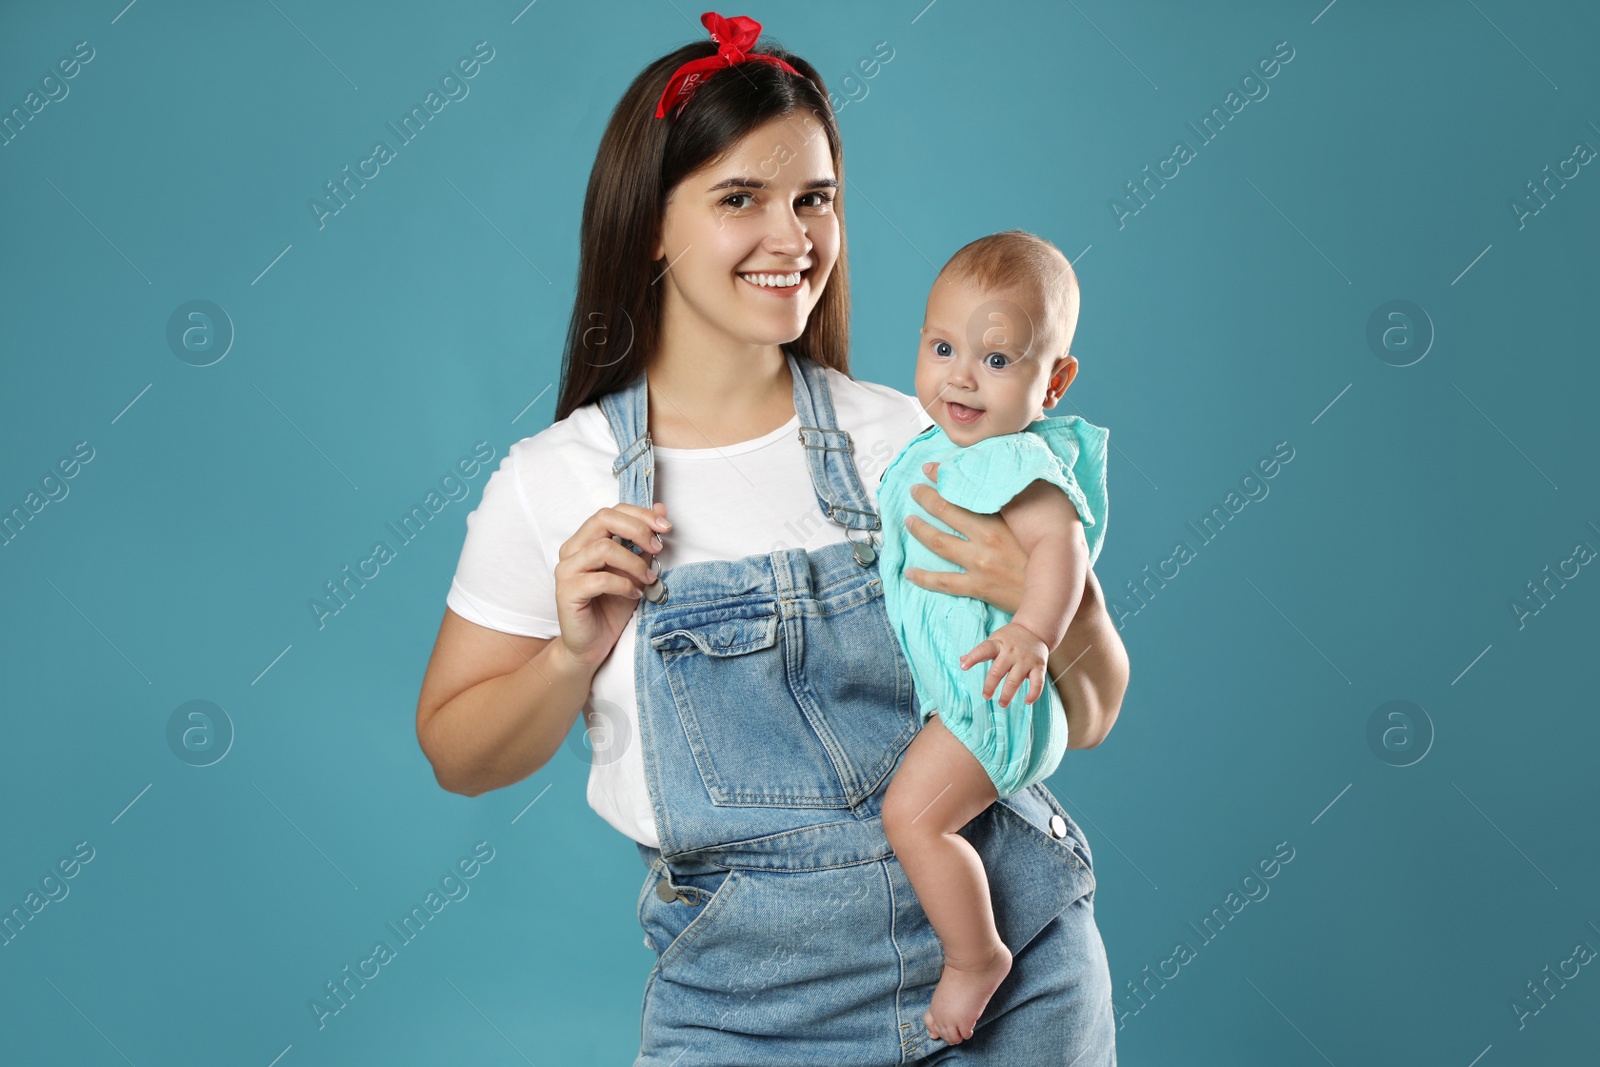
[552,33,850,424]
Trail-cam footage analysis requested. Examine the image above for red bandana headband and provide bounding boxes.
[654,11,801,119]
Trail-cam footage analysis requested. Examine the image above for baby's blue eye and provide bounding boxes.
[933,341,952,357]
[985,352,1011,370]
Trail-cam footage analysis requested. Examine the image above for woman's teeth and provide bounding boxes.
[738,271,803,288]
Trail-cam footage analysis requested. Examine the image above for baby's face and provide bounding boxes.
[914,276,1066,446]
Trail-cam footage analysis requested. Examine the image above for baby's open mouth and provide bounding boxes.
[947,401,983,423]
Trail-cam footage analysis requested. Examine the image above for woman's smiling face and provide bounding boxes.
[652,113,839,349]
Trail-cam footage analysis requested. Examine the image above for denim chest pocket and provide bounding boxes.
[650,614,779,657]
[647,588,917,808]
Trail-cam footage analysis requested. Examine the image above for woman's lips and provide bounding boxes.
[947,401,983,424]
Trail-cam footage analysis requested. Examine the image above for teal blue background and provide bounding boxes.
[3,0,1596,1063]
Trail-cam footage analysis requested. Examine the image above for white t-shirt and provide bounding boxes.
[446,366,935,848]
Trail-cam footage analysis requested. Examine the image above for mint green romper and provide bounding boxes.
[877,414,1110,798]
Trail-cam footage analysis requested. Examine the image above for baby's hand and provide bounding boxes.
[960,621,1050,708]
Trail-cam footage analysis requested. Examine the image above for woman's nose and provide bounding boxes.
[764,208,808,253]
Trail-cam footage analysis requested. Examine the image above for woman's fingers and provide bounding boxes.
[559,559,630,606]
[903,514,968,575]
[902,516,976,601]
[559,504,668,563]
[588,536,658,589]
[905,482,1029,616]
[579,569,644,601]
[904,565,943,594]
[904,483,1008,597]
[557,530,658,599]
[907,481,974,542]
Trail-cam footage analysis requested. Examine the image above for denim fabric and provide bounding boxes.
[598,352,1116,1065]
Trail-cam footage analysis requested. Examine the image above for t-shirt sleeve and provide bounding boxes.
[445,441,562,638]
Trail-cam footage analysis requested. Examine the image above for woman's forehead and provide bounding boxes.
[703,116,833,172]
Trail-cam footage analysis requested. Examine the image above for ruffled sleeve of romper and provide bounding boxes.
[931,413,1111,566]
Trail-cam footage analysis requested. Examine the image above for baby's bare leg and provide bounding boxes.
[881,713,1012,1046]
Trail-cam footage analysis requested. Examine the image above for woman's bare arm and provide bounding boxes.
[902,463,1129,749]
[417,501,669,796]
[415,609,597,797]
[1044,567,1128,749]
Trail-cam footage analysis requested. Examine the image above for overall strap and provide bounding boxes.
[787,350,881,534]
[599,368,652,512]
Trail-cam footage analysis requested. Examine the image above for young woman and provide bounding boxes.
[414,12,1127,1065]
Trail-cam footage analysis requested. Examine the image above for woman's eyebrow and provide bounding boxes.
[705,176,839,192]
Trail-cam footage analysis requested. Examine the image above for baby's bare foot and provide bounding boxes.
[924,942,1013,1046]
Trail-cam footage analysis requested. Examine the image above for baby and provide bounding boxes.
[877,230,1110,1046]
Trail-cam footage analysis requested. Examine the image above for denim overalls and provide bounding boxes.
[599,351,1117,1066]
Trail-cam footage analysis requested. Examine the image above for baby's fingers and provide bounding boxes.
[999,662,1030,707]
[981,653,1012,700]
[1002,662,1048,707]
[960,640,997,669]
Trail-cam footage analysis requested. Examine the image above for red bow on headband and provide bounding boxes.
[654,11,801,119]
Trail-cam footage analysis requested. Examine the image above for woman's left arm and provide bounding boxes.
[901,462,1129,749]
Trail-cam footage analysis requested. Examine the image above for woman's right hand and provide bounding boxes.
[553,501,672,671]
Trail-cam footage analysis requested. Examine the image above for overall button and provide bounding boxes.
[847,528,878,566]
[1050,814,1068,839]
[656,872,702,904]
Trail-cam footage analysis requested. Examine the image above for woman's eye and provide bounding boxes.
[985,352,1011,370]
[721,191,833,210]
[933,341,952,357]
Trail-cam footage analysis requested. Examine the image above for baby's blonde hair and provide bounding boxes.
[936,230,1080,362]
